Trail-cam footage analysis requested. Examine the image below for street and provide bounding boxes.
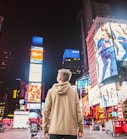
[0,127,127,139]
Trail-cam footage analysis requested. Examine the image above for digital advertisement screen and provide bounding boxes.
[30,46,43,64]
[27,83,41,103]
[88,85,101,106]
[116,81,127,103]
[29,63,42,82]
[96,49,118,83]
[110,22,127,61]
[94,23,113,54]
[77,74,90,93]
[81,96,90,117]
[100,82,118,108]
[94,22,118,82]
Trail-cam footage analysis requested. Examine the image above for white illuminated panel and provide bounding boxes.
[29,63,42,82]
[30,46,43,64]
[27,103,41,109]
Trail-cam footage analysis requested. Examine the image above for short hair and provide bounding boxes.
[58,69,72,82]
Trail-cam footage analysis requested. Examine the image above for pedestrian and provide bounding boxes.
[43,69,83,139]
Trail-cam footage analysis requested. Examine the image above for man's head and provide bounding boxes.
[57,69,72,83]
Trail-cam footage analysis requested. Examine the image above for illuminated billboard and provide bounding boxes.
[29,63,42,82]
[77,74,90,93]
[116,81,127,103]
[96,51,118,83]
[81,96,90,117]
[27,103,41,109]
[32,36,43,46]
[94,22,118,83]
[88,85,101,106]
[63,49,80,62]
[30,46,43,64]
[110,22,127,61]
[100,82,118,108]
[28,83,41,103]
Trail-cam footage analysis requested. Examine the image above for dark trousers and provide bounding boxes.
[50,134,77,139]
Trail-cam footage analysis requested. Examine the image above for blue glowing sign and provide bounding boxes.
[32,36,43,46]
[63,49,80,62]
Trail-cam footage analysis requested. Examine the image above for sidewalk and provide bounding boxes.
[0,127,127,139]
[83,127,127,139]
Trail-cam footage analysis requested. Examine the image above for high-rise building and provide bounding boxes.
[0,50,14,117]
[80,0,112,73]
[62,49,82,84]
[86,16,127,108]
[82,0,112,32]
[0,51,13,82]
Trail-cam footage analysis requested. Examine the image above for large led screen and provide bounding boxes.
[110,22,127,61]
[116,81,127,103]
[30,46,43,64]
[28,83,41,103]
[100,82,118,108]
[88,85,101,106]
[94,23,118,83]
[96,50,118,83]
[77,74,90,93]
[29,63,42,82]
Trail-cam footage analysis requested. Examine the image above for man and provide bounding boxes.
[43,69,83,139]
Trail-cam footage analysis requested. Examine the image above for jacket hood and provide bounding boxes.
[51,81,71,95]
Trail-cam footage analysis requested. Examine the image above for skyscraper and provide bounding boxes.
[0,50,14,118]
[62,49,82,84]
[0,51,13,81]
[80,0,112,73]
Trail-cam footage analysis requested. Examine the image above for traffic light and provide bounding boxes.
[122,100,127,119]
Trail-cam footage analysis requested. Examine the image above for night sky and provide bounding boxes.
[0,0,127,92]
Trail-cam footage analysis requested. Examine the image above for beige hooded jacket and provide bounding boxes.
[43,81,83,135]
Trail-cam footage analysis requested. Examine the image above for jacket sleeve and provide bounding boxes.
[43,90,52,134]
[75,92,84,133]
